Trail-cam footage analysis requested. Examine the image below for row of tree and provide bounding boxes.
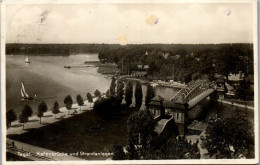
[93,77,156,118]
[6,91,99,129]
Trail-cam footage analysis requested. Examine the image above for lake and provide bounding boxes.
[6,54,179,115]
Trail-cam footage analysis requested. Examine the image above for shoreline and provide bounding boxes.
[7,99,96,136]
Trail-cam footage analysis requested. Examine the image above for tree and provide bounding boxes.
[105,89,110,97]
[76,94,84,111]
[125,81,133,108]
[214,48,240,81]
[134,82,143,111]
[110,76,116,96]
[127,110,156,148]
[111,140,126,160]
[201,111,254,158]
[19,114,28,130]
[19,104,33,129]
[6,109,17,128]
[145,84,155,107]
[87,92,93,107]
[52,101,60,119]
[64,95,73,115]
[125,139,140,160]
[199,53,214,78]
[94,89,101,98]
[116,80,124,103]
[23,104,33,117]
[37,102,48,124]
[93,97,113,119]
[164,136,200,159]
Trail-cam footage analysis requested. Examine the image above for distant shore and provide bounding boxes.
[84,61,118,75]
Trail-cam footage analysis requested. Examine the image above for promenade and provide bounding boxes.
[6,99,98,160]
[7,138,84,161]
[7,99,96,136]
[218,99,254,111]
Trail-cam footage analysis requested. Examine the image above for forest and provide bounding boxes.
[98,43,253,82]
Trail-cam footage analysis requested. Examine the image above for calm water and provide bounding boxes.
[6,54,179,115]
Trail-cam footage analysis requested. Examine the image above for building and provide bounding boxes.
[130,71,147,77]
[148,95,186,136]
[216,76,227,99]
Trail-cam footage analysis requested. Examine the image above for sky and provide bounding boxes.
[5,3,254,44]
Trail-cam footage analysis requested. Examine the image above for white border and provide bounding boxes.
[1,0,258,164]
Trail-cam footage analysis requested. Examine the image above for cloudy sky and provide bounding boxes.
[6,3,254,44]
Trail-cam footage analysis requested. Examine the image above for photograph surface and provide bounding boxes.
[1,0,258,164]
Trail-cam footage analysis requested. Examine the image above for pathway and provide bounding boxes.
[7,138,84,161]
[7,99,96,136]
[217,99,254,110]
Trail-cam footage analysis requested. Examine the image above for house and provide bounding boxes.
[216,76,227,99]
[175,54,181,59]
[131,71,147,77]
[162,53,169,59]
[228,71,245,81]
[143,65,149,69]
[137,64,149,70]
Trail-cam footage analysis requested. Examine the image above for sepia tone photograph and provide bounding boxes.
[1,0,258,164]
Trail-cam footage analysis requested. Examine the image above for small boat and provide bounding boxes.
[25,57,30,63]
[21,81,34,100]
[64,65,71,69]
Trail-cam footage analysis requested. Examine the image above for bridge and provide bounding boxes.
[170,80,216,109]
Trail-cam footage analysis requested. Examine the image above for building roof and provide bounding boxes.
[216,76,225,83]
[162,100,175,108]
[149,95,165,107]
[151,95,164,102]
[154,119,170,134]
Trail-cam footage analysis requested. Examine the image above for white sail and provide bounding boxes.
[25,57,30,63]
[21,88,25,98]
[21,82,29,98]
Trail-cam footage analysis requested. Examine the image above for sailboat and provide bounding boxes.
[21,81,34,100]
[25,57,30,63]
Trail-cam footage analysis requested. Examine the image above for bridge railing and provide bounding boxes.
[170,81,216,103]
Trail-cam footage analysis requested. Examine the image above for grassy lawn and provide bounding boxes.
[8,110,129,160]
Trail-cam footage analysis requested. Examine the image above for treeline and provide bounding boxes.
[6,43,122,55]
[6,93,95,130]
[98,43,254,83]
[6,44,70,55]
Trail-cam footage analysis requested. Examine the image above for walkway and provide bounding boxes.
[7,138,83,161]
[7,99,96,136]
[218,99,254,110]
